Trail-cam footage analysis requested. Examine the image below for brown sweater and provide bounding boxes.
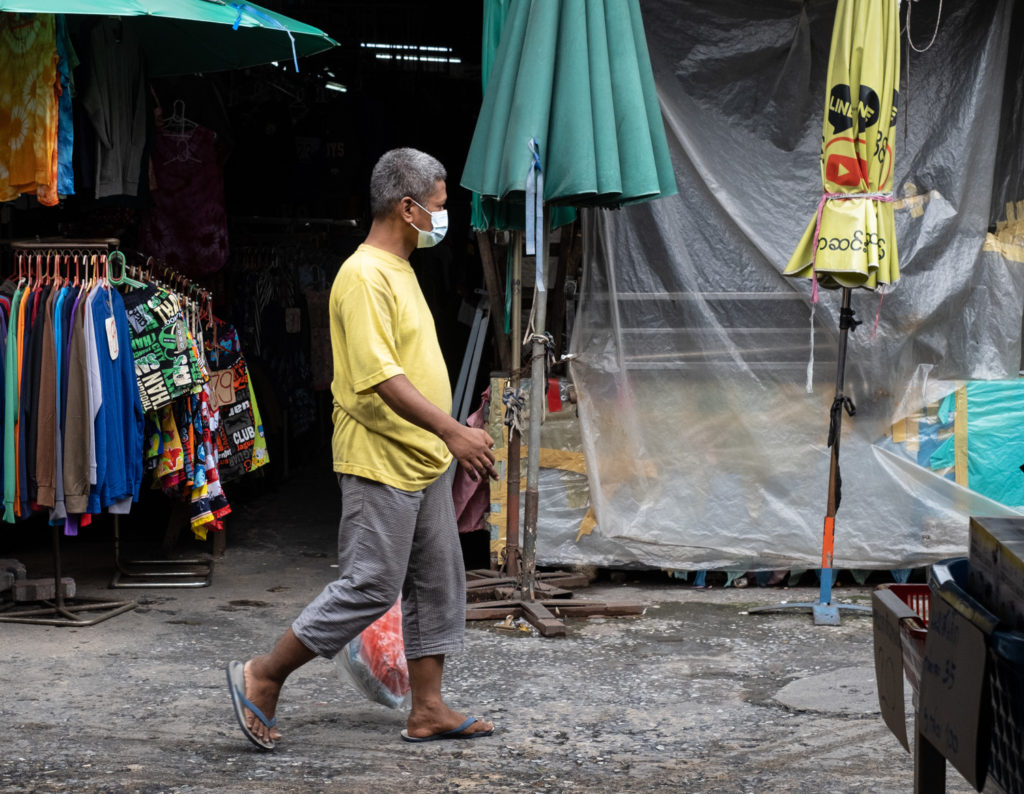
[63,294,92,515]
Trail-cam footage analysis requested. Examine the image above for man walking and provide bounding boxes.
[227,148,497,750]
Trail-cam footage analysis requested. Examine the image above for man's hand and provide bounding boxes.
[442,424,498,482]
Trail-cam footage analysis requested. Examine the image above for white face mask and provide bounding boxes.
[409,198,448,248]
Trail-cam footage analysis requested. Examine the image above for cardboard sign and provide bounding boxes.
[209,369,236,411]
[872,589,911,751]
[917,594,990,789]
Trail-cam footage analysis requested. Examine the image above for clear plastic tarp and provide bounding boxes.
[566,0,1024,571]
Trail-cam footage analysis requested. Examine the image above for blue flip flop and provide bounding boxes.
[226,660,276,751]
[400,716,494,743]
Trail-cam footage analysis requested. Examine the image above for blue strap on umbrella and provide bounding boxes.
[525,137,545,293]
[231,3,300,73]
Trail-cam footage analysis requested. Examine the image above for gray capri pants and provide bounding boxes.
[292,467,466,660]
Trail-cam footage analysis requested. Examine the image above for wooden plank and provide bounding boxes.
[531,584,575,599]
[536,569,593,590]
[466,599,527,610]
[540,600,645,617]
[536,573,592,589]
[466,575,515,588]
[466,604,524,621]
[466,588,503,603]
[520,600,567,637]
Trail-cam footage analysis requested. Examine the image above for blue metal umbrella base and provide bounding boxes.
[747,569,873,625]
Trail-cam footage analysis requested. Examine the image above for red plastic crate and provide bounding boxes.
[889,583,931,624]
[881,583,930,699]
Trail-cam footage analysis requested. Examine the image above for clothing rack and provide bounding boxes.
[107,251,216,589]
[0,238,138,626]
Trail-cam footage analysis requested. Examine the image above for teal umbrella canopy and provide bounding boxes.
[462,0,677,230]
[0,1,337,76]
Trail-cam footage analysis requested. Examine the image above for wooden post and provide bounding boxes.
[547,220,579,362]
[475,230,511,372]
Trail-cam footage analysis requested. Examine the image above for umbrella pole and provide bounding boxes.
[817,286,855,621]
[521,208,550,601]
[748,287,870,625]
[506,233,523,578]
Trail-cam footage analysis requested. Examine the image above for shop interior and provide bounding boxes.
[0,2,543,601]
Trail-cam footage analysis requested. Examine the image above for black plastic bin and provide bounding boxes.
[930,558,1024,794]
[989,630,1024,794]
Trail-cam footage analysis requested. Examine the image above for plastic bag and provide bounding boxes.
[335,600,411,709]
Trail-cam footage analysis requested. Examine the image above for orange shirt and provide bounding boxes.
[0,14,59,206]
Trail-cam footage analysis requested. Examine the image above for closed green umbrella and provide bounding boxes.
[463,0,676,221]
[0,1,336,76]
[461,0,676,604]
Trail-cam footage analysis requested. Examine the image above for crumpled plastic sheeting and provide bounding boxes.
[566,0,1024,571]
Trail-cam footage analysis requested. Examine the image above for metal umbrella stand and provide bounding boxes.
[750,287,871,626]
[464,218,641,636]
[461,0,677,635]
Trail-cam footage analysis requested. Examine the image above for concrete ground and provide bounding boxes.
[0,464,976,794]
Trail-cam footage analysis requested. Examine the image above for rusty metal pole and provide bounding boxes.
[521,207,549,600]
[505,233,522,578]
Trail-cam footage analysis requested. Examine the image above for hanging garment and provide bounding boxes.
[82,283,101,488]
[63,287,92,515]
[2,284,25,522]
[0,14,59,206]
[138,122,229,279]
[49,282,71,522]
[34,285,58,507]
[0,302,7,493]
[84,286,145,513]
[25,283,52,505]
[80,18,147,198]
[123,285,203,410]
[202,383,230,524]
[16,285,38,517]
[453,389,491,534]
[54,14,77,196]
[209,319,268,481]
[182,392,214,538]
[153,404,185,486]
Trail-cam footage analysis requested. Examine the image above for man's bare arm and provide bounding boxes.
[375,374,497,481]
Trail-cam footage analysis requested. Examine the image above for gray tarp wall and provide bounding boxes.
[566,0,1024,570]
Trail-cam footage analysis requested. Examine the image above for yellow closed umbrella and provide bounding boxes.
[785,0,900,291]
[758,0,901,625]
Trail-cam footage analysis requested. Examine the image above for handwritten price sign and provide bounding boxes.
[917,593,990,789]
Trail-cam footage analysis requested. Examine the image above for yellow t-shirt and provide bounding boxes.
[330,244,453,491]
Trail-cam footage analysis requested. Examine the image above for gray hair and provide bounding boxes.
[369,148,447,218]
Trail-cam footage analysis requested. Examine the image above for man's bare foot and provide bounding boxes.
[405,702,493,740]
[243,659,283,743]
